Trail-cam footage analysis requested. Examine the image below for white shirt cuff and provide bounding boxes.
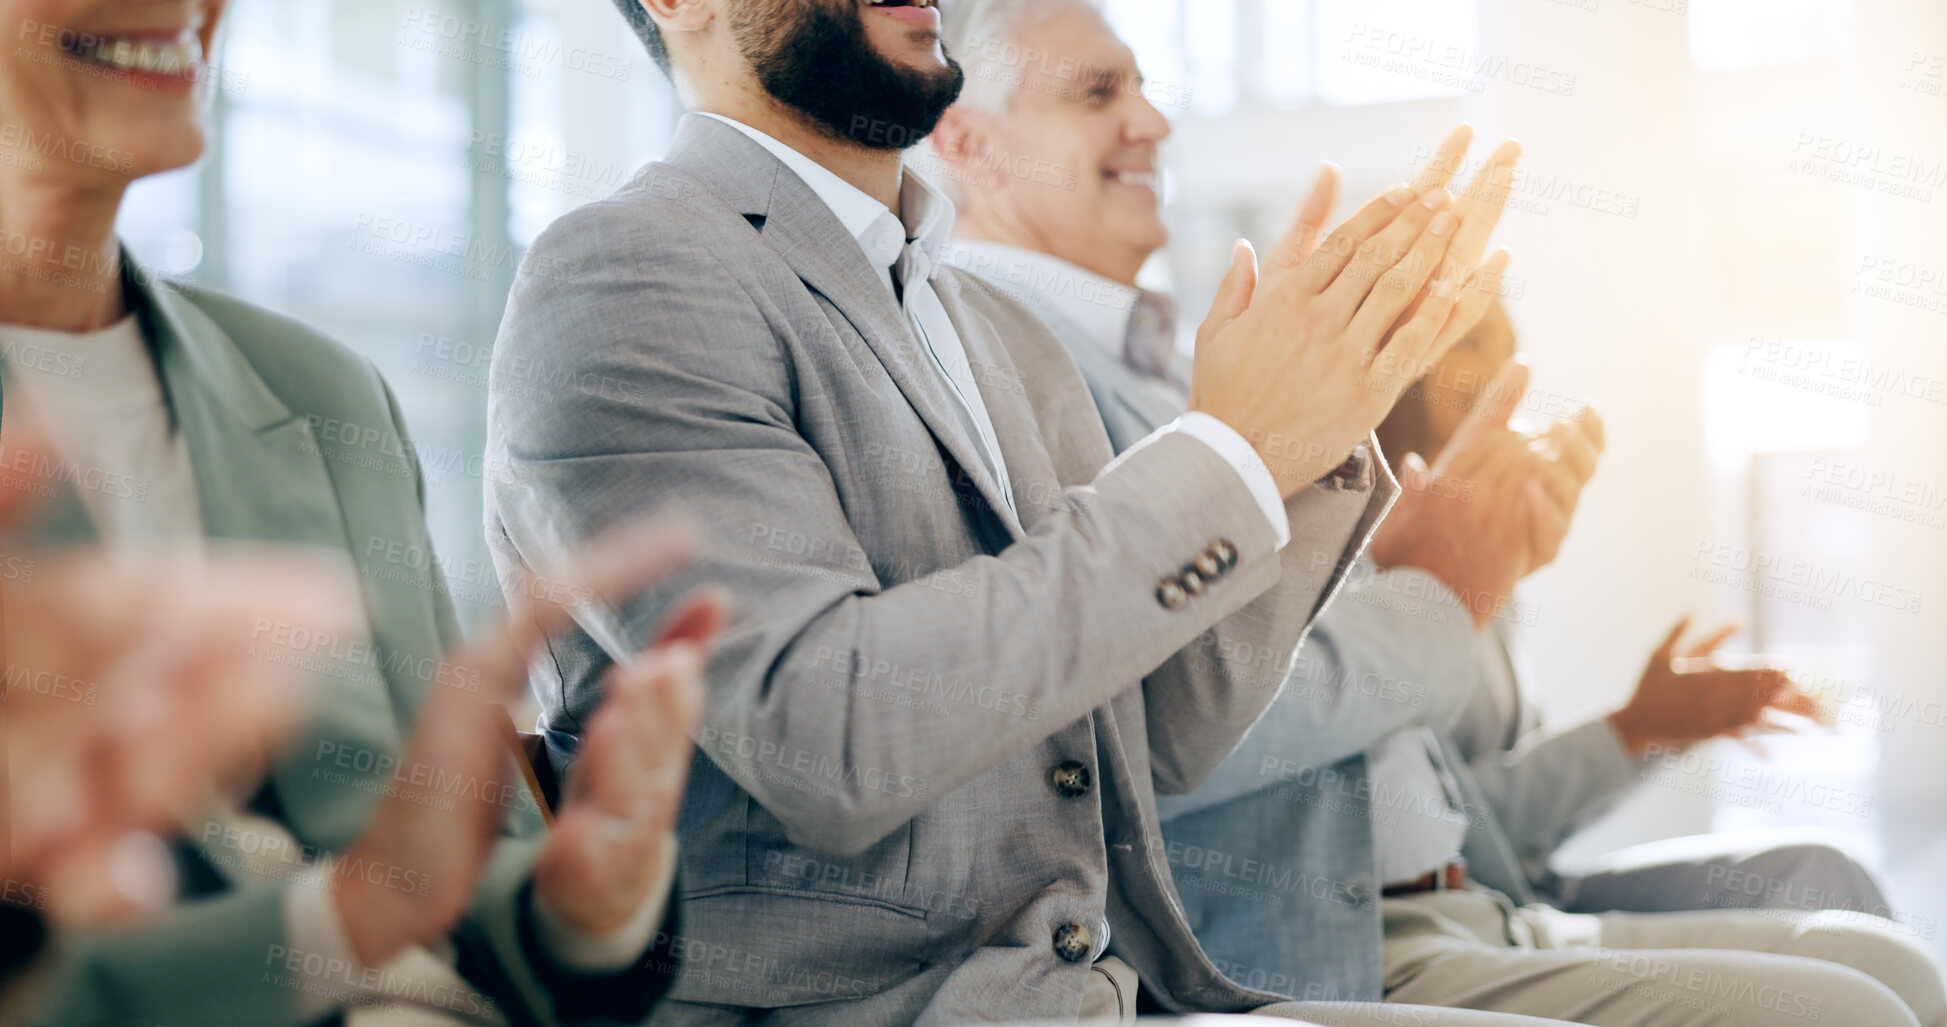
[1168,412,1290,550]
[528,834,676,973]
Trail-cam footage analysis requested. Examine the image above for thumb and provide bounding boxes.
[1197,239,1258,353]
[1400,451,1432,493]
[1651,616,1691,665]
[1464,358,1531,434]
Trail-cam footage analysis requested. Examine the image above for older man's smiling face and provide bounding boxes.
[957,7,1173,281]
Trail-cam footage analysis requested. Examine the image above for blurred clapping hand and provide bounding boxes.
[0,426,363,927]
[1607,619,1830,756]
[328,514,720,967]
[1368,358,1605,628]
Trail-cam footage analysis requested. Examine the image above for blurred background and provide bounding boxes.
[122,0,1947,958]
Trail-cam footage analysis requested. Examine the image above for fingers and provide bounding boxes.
[1578,404,1608,453]
[1426,249,1513,364]
[1652,616,1692,663]
[1525,479,1573,570]
[1682,622,1741,660]
[1261,163,1341,287]
[522,511,705,646]
[1195,240,1259,356]
[1322,189,1455,328]
[571,639,707,820]
[1540,415,1603,482]
[1357,268,1461,400]
[1286,185,1420,296]
[1768,687,1832,725]
[1473,359,1532,429]
[652,586,733,650]
[1407,124,1477,193]
[464,511,705,701]
[1398,451,1432,493]
[1443,139,1523,275]
[1529,447,1588,520]
[537,640,704,931]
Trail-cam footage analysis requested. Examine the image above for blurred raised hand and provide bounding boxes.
[329,514,723,966]
[1,428,363,926]
[1607,618,1828,756]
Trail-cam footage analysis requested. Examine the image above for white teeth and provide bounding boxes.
[63,33,202,76]
[1114,170,1162,188]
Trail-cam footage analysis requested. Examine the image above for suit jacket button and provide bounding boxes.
[1053,922,1093,963]
[1156,578,1188,610]
[1193,551,1223,581]
[1211,539,1238,571]
[1180,567,1206,596]
[1050,760,1092,798]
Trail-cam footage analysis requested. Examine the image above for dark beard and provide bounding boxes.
[734,1,964,150]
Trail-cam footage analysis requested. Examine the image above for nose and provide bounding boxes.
[1125,86,1172,147]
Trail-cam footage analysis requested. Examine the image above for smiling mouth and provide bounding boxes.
[1108,170,1162,188]
[866,0,937,8]
[58,31,203,78]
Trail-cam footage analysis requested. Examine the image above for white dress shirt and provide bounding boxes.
[941,238,1187,409]
[1368,728,1474,886]
[703,115,1289,548]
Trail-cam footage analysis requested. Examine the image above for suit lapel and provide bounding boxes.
[137,274,401,850]
[662,115,1022,538]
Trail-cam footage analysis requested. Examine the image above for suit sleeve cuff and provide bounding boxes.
[527,834,676,973]
[1168,412,1290,550]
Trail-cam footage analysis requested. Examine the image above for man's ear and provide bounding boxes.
[931,105,1001,190]
[640,0,712,33]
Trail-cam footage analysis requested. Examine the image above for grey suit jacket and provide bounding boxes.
[483,114,1393,1025]
[1030,300,1471,1002]
[1046,312,1641,993]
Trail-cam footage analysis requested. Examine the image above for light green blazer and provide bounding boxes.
[5,261,569,1026]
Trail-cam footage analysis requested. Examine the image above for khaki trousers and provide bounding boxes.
[1383,887,1946,1027]
[1074,955,1586,1025]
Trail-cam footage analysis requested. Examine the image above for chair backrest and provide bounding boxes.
[497,711,560,825]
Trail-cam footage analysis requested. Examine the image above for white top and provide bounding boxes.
[0,315,203,545]
[1368,727,1473,886]
[701,114,1288,547]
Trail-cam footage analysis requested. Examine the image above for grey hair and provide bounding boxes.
[940,0,1105,112]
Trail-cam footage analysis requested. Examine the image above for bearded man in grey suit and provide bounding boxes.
[930,4,1947,1026]
[482,0,1532,1022]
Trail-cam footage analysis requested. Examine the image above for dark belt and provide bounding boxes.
[1382,860,1468,897]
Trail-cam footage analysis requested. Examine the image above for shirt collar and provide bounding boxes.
[938,240,1177,368]
[698,112,956,273]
